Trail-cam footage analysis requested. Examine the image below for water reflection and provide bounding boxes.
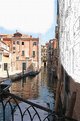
[11,67,57,110]
[11,75,39,99]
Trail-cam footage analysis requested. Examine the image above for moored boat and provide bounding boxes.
[28,71,39,77]
[0,79,12,92]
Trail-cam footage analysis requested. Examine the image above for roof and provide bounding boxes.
[0,33,38,40]
[0,34,13,38]
[13,32,22,37]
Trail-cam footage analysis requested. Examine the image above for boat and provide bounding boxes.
[0,79,12,93]
[28,71,39,77]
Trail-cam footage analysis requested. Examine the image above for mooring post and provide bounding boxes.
[7,69,9,78]
[22,68,24,76]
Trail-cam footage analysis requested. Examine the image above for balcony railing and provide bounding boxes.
[0,91,78,121]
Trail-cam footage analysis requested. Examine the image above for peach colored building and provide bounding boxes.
[2,32,39,71]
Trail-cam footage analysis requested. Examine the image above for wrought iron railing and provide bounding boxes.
[0,91,78,121]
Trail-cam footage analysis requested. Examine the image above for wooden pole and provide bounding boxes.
[7,69,9,78]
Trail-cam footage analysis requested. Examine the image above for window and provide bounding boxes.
[32,51,35,57]
[22,42,24,45]
[13,41,15,44]
[17,41,19,45]
[13,47,15,50]
[0,53,2,62]
[33,42,37,46]
[4,63,8,70]
[22,51,25,56]
[16,57,19,60]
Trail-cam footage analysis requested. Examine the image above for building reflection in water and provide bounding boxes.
[11,75,39,99]
[11,67,56,111]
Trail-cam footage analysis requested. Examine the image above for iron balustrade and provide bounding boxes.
[0,91,78,121]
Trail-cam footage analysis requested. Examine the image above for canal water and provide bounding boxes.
[10,67,57,111]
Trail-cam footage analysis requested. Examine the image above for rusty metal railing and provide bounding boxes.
[0,91,78,121]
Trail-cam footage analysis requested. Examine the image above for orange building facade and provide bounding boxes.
[2,32,39,71]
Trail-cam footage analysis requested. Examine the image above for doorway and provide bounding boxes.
[22,62,26,71]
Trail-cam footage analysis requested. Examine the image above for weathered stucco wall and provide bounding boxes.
[59,0,80,120]
[59,0,80,83]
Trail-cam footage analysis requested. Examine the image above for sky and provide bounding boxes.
[0,0,57,44]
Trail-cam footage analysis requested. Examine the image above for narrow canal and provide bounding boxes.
[10,67,57,111]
